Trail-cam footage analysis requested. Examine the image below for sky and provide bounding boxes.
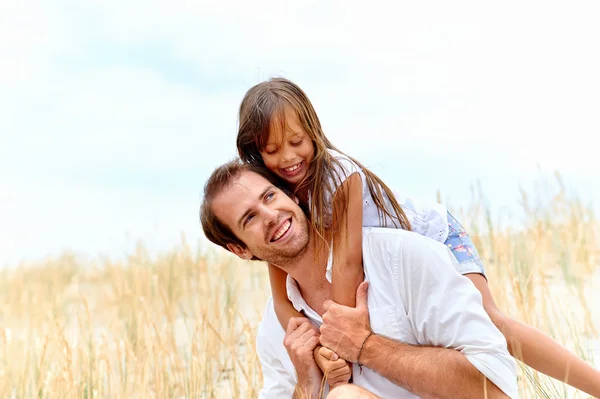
[1,0,600,265]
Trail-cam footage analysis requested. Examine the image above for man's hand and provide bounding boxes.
[320,281,372,362]
[284,317,323,398]
[314,346,352,388]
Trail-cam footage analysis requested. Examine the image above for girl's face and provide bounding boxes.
[260,107,315,186]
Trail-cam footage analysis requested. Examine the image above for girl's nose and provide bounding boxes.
[281,145,295,163]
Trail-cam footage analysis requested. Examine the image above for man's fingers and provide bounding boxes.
[298,326,318,344]
[284,318,316,348]
[318,346,339,361]
[286,317,310,335]
[303,335,320,350]
[355,281,369,311]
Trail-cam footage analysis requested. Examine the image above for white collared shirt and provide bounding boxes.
[256,228,518,399]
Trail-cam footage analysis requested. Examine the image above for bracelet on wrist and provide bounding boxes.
[357,330,373,374]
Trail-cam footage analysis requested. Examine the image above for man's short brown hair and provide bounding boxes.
[199,159,291,254]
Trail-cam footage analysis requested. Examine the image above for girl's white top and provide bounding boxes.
[315,149,450,282]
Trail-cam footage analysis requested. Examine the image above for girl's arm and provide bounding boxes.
[467,273,600,397]
[330,172,364,308]
[269,263,303,329]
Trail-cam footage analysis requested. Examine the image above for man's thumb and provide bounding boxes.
[356,281,369,310]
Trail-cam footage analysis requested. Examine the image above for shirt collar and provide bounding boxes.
[285,274,323,325]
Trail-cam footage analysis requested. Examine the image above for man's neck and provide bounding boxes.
[284,231,331,315]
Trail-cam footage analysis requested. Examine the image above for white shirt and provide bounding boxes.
[256,228,519,399]
[318,149,450,282]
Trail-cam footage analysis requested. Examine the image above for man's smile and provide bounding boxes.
[270,217,292,242]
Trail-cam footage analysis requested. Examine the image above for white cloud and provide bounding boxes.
[1,0,599,262]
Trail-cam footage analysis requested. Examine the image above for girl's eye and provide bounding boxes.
[265,147,278,155]
[290,140,302,146]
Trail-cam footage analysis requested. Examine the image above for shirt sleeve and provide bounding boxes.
[256,300,297,399]
[325,152,367,198]
[396,233,519,399]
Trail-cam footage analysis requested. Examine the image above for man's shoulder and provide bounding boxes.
[362,227,450,260]
[362,226,439,244]
[257,298,282,339]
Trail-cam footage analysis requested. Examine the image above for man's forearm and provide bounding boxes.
[359,334,508,399]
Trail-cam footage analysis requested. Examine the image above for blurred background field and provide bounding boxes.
[2,1,600,397]
[0,175,598,398]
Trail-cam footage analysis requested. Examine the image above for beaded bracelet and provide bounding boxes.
[357,331,373,374]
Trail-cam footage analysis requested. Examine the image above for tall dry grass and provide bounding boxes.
[0,174,598,398]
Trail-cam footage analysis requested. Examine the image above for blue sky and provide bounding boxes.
[1,0,600,264]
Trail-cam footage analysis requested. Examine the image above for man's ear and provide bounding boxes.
[226,243,253,260]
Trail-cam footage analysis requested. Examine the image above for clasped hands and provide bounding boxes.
[283,282,372,389]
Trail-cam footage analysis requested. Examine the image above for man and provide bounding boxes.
[200,160,518,399]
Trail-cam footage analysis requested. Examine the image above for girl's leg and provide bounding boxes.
[467,273,600,397]
[446,212,600,397]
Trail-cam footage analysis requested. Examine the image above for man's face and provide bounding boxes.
[212,170,310,266]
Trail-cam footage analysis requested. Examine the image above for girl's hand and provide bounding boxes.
[313,346,352,388]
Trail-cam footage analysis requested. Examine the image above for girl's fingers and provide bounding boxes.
[324,358,349,374]
[319,346,339,361]
[328,364,352,380]
[328,371,352,387]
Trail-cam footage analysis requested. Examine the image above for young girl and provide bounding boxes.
[236,77,600,396]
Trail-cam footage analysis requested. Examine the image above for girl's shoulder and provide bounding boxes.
[326,148,364,180]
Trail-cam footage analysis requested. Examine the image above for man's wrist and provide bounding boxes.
[358,333,392,369]
[356,330,374,364]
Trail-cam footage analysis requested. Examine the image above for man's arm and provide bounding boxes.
[284,317,324,399]
[359,327,508,398]
[320,282,511,399]
[257,302,323,399]
[320,230,518,398]
[256,302,298,399]
[397,232,518,398]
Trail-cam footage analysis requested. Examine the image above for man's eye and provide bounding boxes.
[246,214,255,223]
[266,192,275,201]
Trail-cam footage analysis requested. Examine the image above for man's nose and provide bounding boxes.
[262,206,278,225]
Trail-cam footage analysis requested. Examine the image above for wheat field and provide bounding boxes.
[0,175,598,398]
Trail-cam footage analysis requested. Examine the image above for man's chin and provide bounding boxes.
[255,243,308,269]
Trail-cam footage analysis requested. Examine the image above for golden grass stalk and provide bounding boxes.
[0,174,597,398]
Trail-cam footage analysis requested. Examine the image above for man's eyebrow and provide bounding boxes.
[237,185,275,229]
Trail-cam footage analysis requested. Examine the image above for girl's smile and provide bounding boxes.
[260,107,315,186]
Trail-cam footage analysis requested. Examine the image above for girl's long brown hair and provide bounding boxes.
[236,77,411,256]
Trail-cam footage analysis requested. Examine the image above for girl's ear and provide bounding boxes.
[226,243,253,260]
[294,196,299,204]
